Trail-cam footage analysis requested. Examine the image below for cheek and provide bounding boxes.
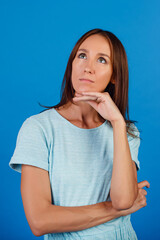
[97,68,112,80]
[72,61,83,77]
[74,59,84,68]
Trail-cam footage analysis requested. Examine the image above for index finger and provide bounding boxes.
[138,180,150,189]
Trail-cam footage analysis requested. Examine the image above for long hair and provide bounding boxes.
[38,28,140,138]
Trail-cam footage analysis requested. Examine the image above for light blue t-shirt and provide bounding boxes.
[9,107,140,240]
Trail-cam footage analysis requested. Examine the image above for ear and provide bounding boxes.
[110,79,115,84]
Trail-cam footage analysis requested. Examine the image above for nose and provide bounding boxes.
[84,61,95,74]
[84,68,93,74]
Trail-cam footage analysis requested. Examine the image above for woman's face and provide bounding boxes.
[71,34,113,94]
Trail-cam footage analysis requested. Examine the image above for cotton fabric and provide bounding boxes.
[9,108,140,239]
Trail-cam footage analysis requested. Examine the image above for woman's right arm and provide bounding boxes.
[21,165,149,237]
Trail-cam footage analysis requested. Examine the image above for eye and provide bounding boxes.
[78,53,87,59]
[98,57,107,64]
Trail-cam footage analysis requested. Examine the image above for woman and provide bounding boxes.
[9,28,150,239]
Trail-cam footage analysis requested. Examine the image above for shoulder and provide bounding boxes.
[23,108,55,129]
[19,108,56,142]
[27,108,54,123]
[126,122,140,141]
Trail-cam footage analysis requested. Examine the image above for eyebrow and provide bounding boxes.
[77,48,110,60]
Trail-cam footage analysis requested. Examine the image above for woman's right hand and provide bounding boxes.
[122,180,150,216]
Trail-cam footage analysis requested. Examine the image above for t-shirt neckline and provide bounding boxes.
[52,107,107,131]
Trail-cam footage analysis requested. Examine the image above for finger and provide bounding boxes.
[141,189,147,195]
[73,96,99,101]
[75,92,83,96]
[138,180,150,189]
[81,91,102,98]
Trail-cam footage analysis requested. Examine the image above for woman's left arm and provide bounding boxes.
[110,118,138,210]
[73,91,139,210]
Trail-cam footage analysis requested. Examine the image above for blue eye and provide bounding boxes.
[98,57,106,64]
[78,53,86,59]
[77,53,107,64]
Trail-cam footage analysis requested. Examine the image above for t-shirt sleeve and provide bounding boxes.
[9,116,49,173]
[128,124,141,171]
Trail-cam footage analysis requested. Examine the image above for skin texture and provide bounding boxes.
[71,34,114,93]
[69,34,115,126]
[73,91,123,124]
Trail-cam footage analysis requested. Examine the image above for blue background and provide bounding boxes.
[1,0,159,239]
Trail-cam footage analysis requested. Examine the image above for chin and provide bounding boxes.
[76,86,94,92]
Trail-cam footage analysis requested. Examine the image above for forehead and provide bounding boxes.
[78,34,111,54]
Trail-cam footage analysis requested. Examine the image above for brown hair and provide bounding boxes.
[38,28,140,138]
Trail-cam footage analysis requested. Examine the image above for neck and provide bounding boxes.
[63,100,104,124]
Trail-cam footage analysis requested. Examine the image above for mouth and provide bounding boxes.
[79,78,94,83]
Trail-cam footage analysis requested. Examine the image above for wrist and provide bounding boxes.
[111,117,126,129]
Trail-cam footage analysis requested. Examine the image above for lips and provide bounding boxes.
[79,78,94,83]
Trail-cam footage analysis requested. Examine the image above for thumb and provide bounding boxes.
[138,180,150,189]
